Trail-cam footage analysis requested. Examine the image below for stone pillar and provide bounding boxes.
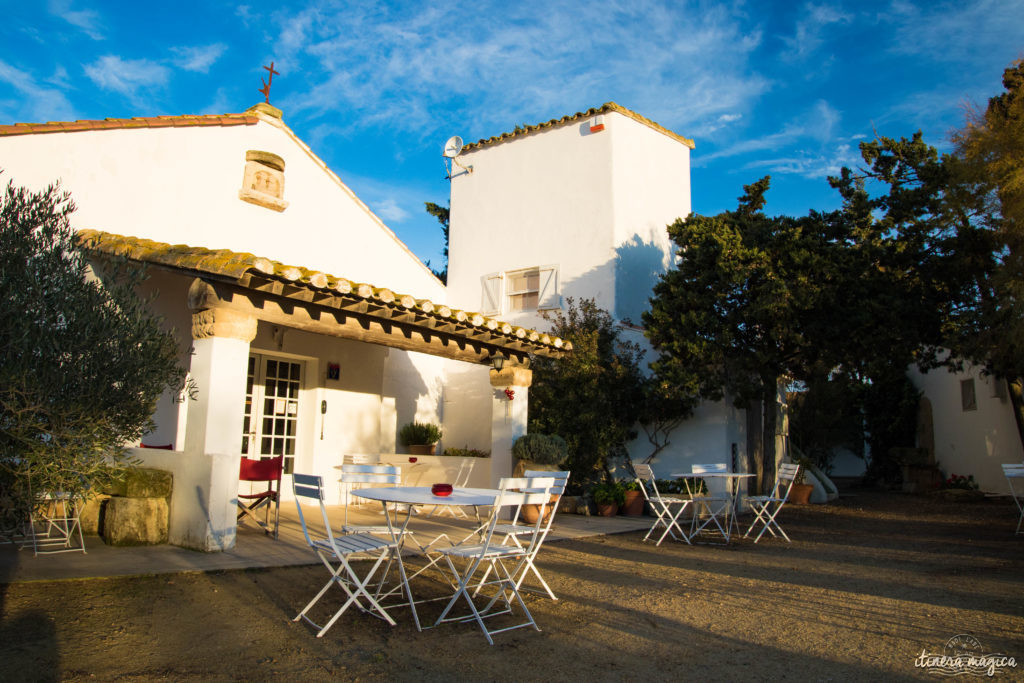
[488,366,532,489]
[182,279,258,551]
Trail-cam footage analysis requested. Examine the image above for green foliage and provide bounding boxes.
[0,179,183,531]
[788,373,865,473]
[511,433,567,465]
[590,481,625,506]
[862,370,920,484]
[654,477,706,495]
[529,298,646,492]
[398,421,442,445]
[423,202,449,284]
[442,446,490,458]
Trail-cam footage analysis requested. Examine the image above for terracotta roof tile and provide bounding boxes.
[461,102,695,152]
[0,113,258,138]
[73,229,570,357]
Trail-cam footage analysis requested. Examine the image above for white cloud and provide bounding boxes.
[740,141,859,179]
[275,1,770,146]
[374,198,410,223]
[171,44,227,73]
[47,0,103,40]
[83,55,170,103]
[781,2,853,61]
[0,59,76,123]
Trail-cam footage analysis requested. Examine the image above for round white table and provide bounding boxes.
[668,472,755,542]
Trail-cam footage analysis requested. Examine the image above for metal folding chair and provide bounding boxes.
[743,463,800,543]
[291,474,398,637]
[339,463,404,535]
[475,469,570,600]
[1003,464,1024,534]
[690,463,733,540]
[237,455,283,538]
[23,491,86,555]
[634,464,692,546]
[434,476,556,645]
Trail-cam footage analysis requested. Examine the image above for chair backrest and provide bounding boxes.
[293,473,334,550]
[344,454,377,465]
[340,464,401,526]
[240,455,284,483]
[1003,463,1024,478]
[775,463,801,500]
[486,476,557,552]
[633,463,662,501]
[522,469,570,531]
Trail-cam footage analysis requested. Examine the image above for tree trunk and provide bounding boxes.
[762,377,778,495]
[746,399,763,494]
[1008,377,1024,453]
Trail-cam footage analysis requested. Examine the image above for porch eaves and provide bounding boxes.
[74,229,570,365]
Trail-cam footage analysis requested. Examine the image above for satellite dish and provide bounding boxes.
[443,135,464,158]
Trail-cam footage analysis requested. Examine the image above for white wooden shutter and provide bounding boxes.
[481,272,503,315]
[537,265,560,310]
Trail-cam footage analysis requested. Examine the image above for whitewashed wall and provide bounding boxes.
[911,364,1022,492]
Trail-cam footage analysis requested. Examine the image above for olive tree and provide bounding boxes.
[0,179,183,532]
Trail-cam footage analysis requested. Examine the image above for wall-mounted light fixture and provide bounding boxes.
[491,354,505,372]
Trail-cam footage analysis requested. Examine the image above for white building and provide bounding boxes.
[0,103,566,550]
[444,103,751,479]
[911,364,1022,492]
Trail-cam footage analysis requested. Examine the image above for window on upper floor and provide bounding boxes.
[961,378,977,412]
[480,265,559,316]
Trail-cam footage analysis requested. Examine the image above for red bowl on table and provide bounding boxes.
[431,483,453,497]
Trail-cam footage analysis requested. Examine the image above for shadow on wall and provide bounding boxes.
[382,349,433,453]
[614,234,669,326]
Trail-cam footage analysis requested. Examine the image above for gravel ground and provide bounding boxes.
[2,490,1023,682]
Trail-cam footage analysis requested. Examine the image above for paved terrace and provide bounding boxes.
[0,503,650,584]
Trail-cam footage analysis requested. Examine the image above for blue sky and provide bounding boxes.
[2,1,1022,269]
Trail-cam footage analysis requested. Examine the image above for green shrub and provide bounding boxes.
[591,481,625,506]
[442,447,490,458]
[511,433,568,465]
[398,422,442,446]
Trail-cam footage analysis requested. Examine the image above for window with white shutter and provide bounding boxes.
[536,265,560,311]
[481,272,503,315]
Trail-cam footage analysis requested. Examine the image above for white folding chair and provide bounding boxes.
[23,491,86,555]
[291,474,398,637]
[743,463,800,543]
[434,476,556,645]
[339,463,404,535]
[690,463,733,540]
[1003,464,1024,534]
[475,469,570,600]
[634,464,692,546]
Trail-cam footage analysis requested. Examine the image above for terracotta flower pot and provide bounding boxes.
[408,444,436,456]
[521,494,559,524]
[789,483,813,504]
[621,490,644,516]
[597,503,619,517]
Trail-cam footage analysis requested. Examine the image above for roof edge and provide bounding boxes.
[460,102,695,152]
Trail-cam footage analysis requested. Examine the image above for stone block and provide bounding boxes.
[110,467,173,499]
[79,494,111,535]
[103,497,169,546]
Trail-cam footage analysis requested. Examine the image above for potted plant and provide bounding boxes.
[788,464,814,505]
[399,421,442,455]
[621,480,645,516]
[512,434,569,523]
[592,481,625,517]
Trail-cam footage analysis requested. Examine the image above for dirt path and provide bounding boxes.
[2,491,1023,681]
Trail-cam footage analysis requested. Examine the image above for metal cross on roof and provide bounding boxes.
[258,61,280,104]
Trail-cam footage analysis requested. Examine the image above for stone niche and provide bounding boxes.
[238,150,289,212]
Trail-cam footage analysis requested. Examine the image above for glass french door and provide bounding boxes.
[242,355,303,474]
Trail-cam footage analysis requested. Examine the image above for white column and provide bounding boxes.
[180,303,257,551]
[488,366,531,489]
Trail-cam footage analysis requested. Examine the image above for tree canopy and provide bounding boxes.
[0,179,183,530]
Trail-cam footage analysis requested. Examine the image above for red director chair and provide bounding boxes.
[237,455,284,539]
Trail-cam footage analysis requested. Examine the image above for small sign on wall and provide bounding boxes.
[326,363,340,381]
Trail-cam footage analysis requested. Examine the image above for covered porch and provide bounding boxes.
[77,230,570,552]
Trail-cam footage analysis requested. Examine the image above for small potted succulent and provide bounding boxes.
[399,421,442,455]
[591,481,626,517]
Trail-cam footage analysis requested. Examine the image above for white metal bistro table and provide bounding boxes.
[352,485,505,631]
[668,472,755,543]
